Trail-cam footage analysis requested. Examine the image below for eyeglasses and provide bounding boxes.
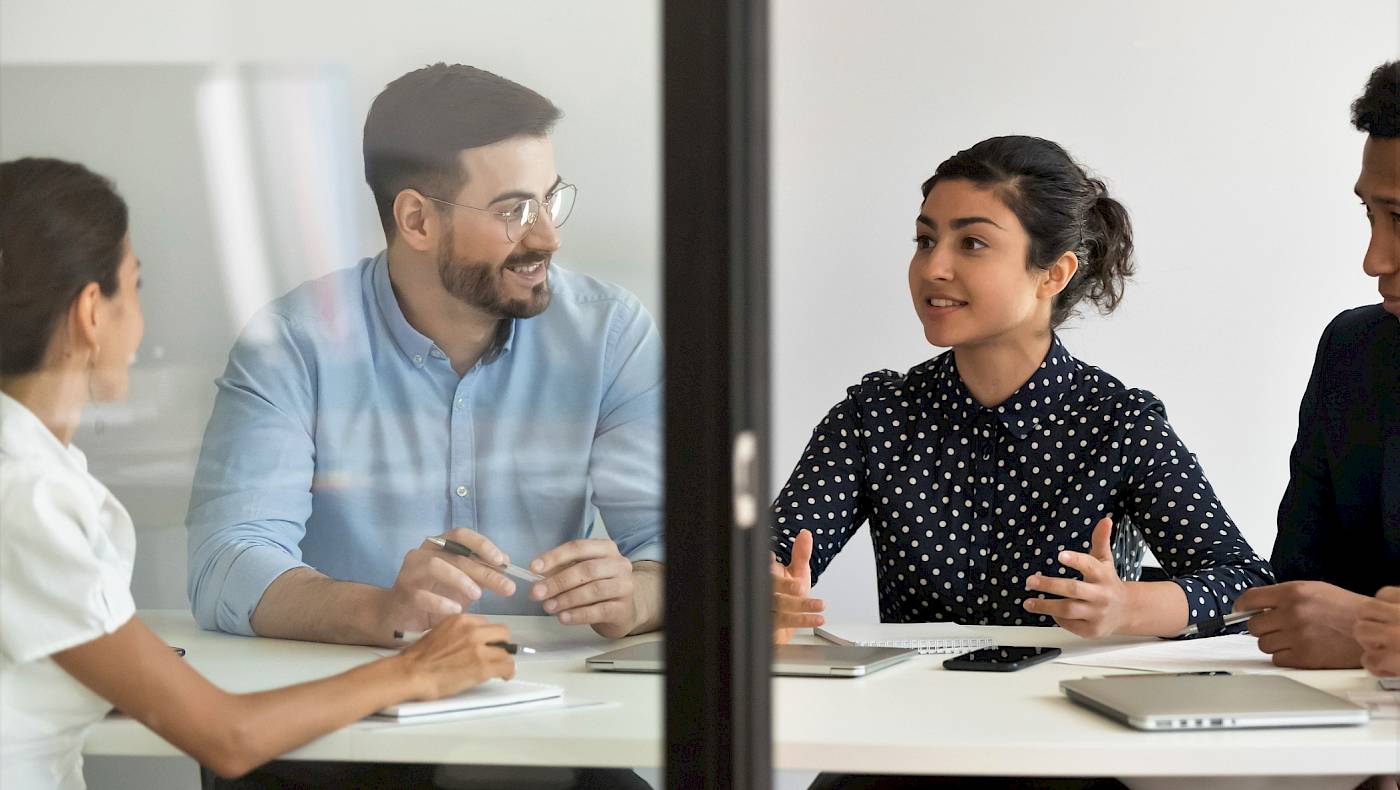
[421,181,577,243]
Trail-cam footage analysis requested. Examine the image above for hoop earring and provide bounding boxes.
[88,346,105,436]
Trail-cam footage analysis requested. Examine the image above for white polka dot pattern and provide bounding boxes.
[770,337,1275,630]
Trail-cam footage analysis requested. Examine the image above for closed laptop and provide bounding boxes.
[587,641,915,677]
[1061,674,1368,731]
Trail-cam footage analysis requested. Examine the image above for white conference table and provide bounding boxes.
[85,611,1398,789]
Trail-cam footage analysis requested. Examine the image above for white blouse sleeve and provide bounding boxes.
[0,469,135,665]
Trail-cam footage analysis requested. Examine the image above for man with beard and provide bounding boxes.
[187,64,664,658]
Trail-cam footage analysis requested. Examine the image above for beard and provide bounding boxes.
[436,225,552,319]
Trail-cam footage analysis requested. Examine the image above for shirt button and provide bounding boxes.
[456,485,470,497]
[456,398,464,408]
[413,354,424,365]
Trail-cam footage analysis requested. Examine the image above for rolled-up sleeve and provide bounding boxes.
[186,310,317,635]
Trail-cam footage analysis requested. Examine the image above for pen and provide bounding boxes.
[391,630,536,654]
[1174,608,1266,638]
[426,535,545,583]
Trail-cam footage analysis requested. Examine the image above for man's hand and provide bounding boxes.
[380,528,517,634]
[1237,580,1368,669]
[1023,517,1133,638]
[530,539,644,639]
[772,529,824,645]
[1354,586,1400,677]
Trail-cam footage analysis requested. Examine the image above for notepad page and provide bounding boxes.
[1053,633,1284,674]
[815,623,995,655]
[1347,688,1400,719]
[375,679,564,718]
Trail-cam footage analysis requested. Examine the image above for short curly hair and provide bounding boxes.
[1351,60,1400,137]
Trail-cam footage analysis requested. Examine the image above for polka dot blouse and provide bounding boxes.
[771,337,1275,631]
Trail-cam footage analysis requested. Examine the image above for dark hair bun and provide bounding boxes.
[923,136,1136,327]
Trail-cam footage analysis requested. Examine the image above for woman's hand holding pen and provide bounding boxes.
[1022,517,1132,638]
[1352,586,1400,677]
[395,614,516,700]
[772,529,825,645]
[380,528,518,634]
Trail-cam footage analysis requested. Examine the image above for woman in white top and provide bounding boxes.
[0,158,518,789]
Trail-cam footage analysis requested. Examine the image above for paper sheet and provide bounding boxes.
[372,631,625,664]
[1347,688,1400,719]
[353,697,615,728]
[1054,633,1284,674]
[507,631,626,664]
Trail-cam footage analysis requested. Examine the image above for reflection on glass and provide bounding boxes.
[1,1,665,786]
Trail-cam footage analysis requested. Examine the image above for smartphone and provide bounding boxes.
[942,645,1061,672]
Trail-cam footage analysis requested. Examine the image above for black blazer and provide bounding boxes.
[1273,304,1400,595]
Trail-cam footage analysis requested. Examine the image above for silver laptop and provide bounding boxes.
[1061,674,1369,731]
[586,641,916,677]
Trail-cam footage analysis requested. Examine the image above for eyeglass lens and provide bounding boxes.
[507,184,575,241]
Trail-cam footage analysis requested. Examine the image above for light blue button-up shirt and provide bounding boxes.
[186,253,663,635]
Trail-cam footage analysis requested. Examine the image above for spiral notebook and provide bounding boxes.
[816,623,995,655]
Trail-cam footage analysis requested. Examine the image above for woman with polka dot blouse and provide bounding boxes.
[770,136,1274,644]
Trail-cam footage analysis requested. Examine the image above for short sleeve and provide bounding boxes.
[0,470,135,665]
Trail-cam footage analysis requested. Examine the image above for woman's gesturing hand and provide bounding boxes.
[772,529,825,645]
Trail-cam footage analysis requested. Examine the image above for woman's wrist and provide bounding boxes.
[358,648,427,705]
[1121,580,1189,637]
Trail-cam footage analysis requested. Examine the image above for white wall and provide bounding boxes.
[0,0,662,314]
[771,0,1400,623]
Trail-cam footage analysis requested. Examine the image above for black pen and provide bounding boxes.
[391,630,536,655]
[485,640,534,656]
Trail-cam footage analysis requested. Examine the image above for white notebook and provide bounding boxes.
[374,678,563,719]
[1053,633,1283,675]
[816,623,995,655]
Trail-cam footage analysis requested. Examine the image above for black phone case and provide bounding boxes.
[941,646,1061,672]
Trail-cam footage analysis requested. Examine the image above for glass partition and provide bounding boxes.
[2,1,668,787]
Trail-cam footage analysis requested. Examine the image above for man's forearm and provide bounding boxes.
[628,560,665,635]
[250,567,394,647]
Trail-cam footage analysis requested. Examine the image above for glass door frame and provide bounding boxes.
[663,0,773,787]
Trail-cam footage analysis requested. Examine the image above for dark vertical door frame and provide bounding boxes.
[663,0,771,787]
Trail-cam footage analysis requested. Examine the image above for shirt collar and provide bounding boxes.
[922,335,1076,441]
[372,251,517,368]
[0,390,88,473]
[493,317,516,358]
